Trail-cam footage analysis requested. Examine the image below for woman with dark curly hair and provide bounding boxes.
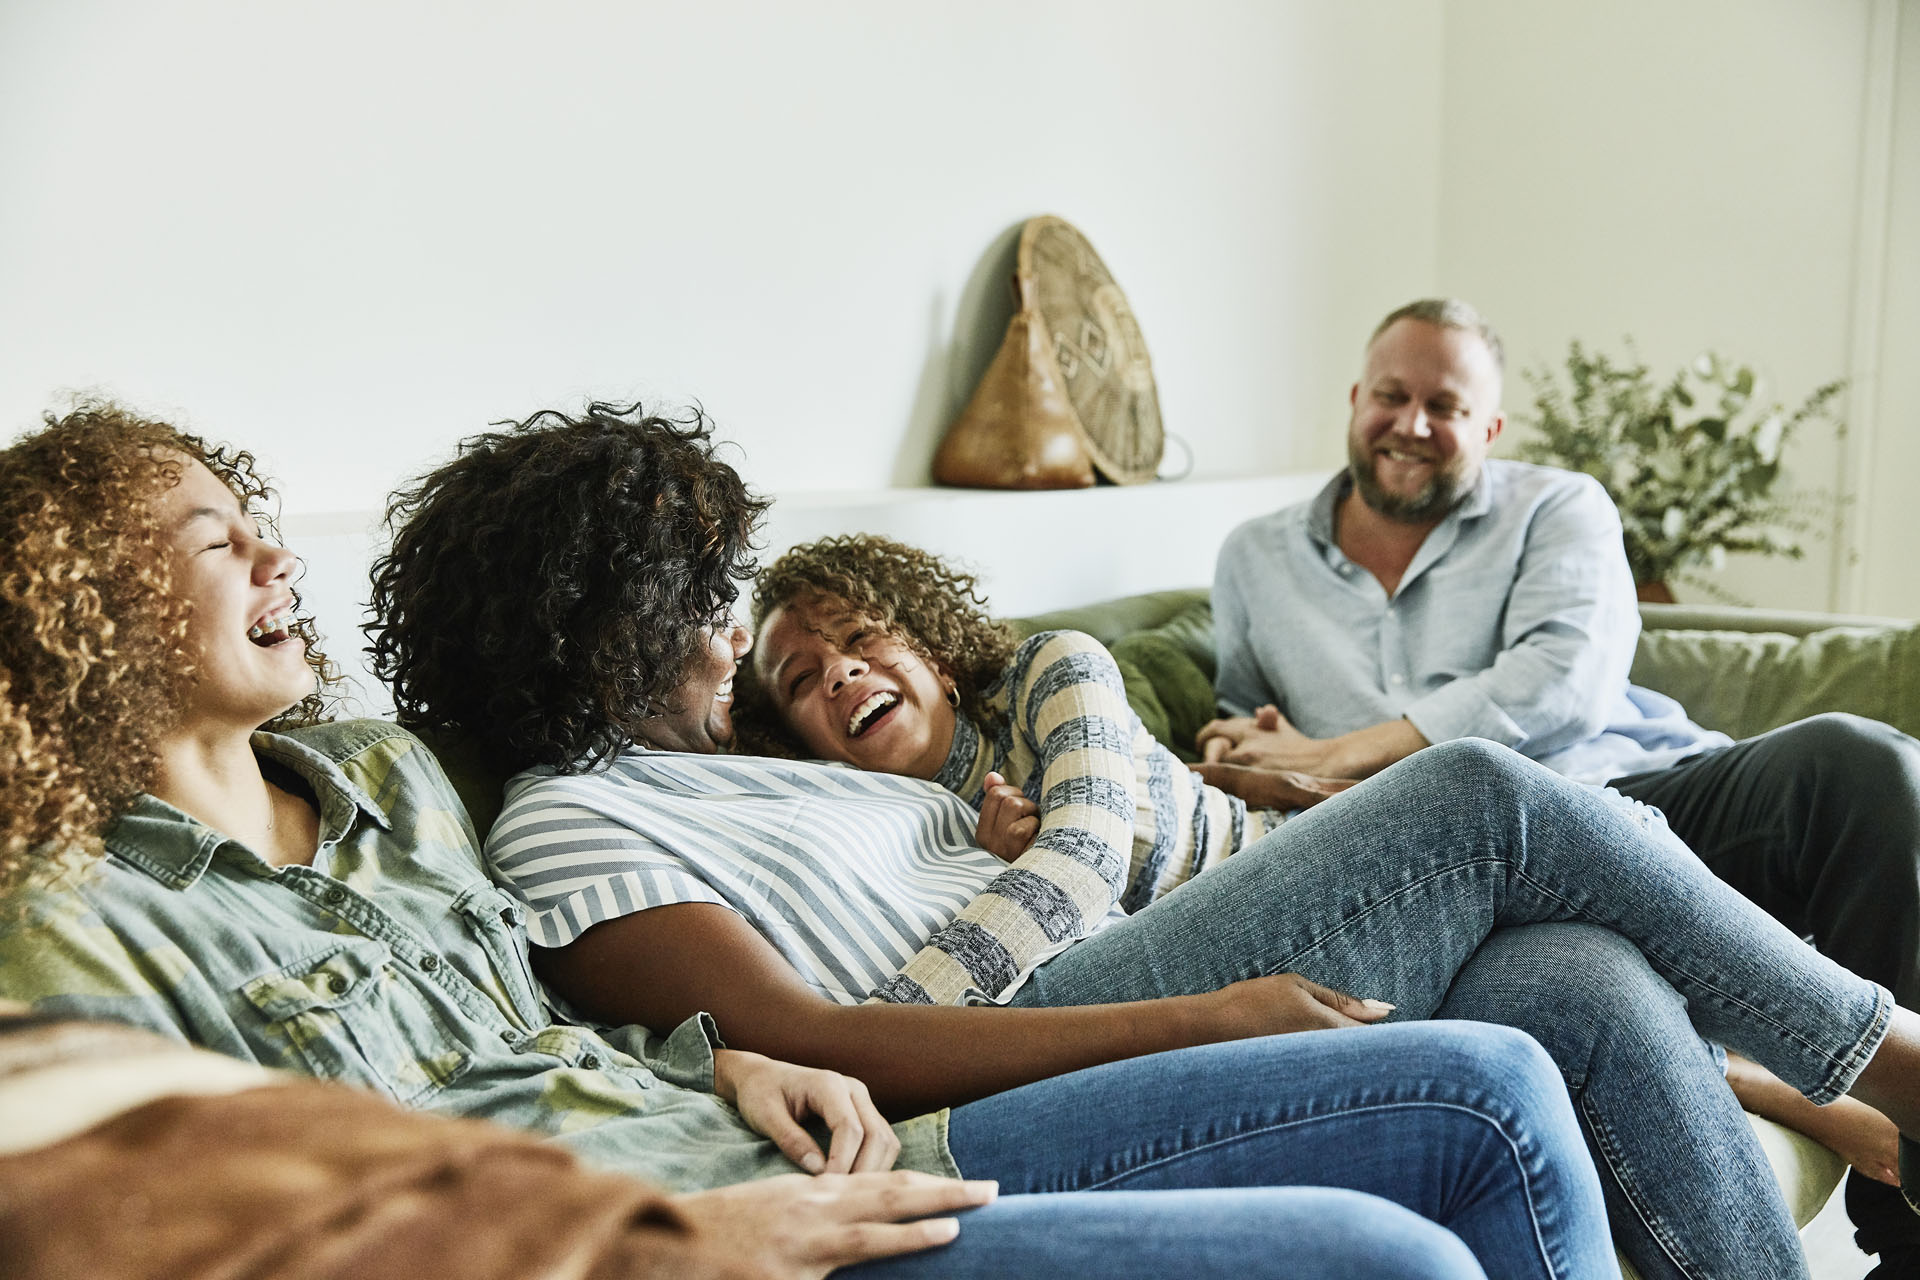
[748,534,1350,1006]
[429,410,1920,1279]
[1,402,1628,1280]
[368,403,769,776]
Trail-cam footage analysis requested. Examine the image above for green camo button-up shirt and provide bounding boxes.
[0,719,956,1191]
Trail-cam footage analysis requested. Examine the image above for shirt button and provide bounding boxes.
[419,954,441,973]
[580,1053,601,1070]
[499,1029,517,1045]
[324,887,347,905]
[327,973,349,994]
[1390,673,1406,686]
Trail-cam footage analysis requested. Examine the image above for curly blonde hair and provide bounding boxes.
[747,535,1018,746]
[0,402,334,896]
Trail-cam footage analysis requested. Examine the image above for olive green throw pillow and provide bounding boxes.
[1631,623,1920,742]
[1108,602,1219,763]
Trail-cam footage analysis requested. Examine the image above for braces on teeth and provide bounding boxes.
[249,609,293,642]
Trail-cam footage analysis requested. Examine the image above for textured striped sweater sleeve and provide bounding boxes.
[871,631,1136,1005]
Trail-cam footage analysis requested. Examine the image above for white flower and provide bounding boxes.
[1709,544,1728,571]
[1662,507,1685,539]
[1753,414,1784,464]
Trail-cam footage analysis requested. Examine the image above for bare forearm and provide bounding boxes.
[743,997,1214,1116]
[1196,710,1426,779]
[1723,1051,1812,1127]
[533,908,1220,1117]
[1323,718,1428,778]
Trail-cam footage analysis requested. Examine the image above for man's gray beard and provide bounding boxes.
[1348,449,1474,524]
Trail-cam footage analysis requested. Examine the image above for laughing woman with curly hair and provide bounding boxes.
[0,404,335,896]
[746,535,1352,985]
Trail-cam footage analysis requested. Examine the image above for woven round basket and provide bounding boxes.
[1018,215,1164,484]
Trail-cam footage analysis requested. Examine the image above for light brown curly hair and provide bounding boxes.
[0,402,334,897]
[745,535,1018,753]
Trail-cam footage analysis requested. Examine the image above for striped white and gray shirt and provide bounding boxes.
[486,750,1090,1005]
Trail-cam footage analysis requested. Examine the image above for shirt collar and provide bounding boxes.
[104,729,391,890]
[932,715,987,796]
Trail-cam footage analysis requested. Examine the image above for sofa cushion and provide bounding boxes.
[1108,603,1219,762]
[1631,622,1920,742]
[1014,588,1209,648]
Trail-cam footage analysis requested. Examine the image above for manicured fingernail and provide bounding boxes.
[1362,999,1396,1012]
[966,1179,999,1198]
[801,1152,824,1173]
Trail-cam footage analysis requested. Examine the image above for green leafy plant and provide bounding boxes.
[1513,342,1844,597]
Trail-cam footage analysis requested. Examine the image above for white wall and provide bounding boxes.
[1859,3,1920,618]
[1436,0,1910,614]
[0,0,1442,520]
[9,2,1908,625]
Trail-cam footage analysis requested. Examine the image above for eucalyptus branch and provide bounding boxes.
[1513,343,1845,601]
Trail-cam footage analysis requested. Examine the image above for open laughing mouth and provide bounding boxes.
[247,606,295,647]
[847,691,899,738]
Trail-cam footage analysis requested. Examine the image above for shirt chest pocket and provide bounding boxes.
[240,938,472,1104]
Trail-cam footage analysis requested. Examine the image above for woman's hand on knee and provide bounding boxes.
[672,1171,999,1280]
[1199,974,1396,1040]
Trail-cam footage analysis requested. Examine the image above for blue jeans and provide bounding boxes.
[1439,924,1803,1280]
[1007,739,1896,1280]
[846,1022,1613,1280]
[1613,713,1920,1262]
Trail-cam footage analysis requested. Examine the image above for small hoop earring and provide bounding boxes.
[946,685,961,709]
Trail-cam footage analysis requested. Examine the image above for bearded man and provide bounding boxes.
[1198,297,1920,1275]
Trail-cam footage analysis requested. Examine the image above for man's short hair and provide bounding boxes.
[1368,298,1505,372]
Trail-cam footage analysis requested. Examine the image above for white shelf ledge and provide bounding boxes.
[284,471,1334,717]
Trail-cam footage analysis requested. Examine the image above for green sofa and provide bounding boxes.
[1017,589,1920,766]
[1017,588,1920,1267]
[432,587,1912,1267]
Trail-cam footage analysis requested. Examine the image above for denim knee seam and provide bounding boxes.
[1508,865,1886,1101]
[1575,1094,1706,1280]
[1250,858,1513,979]
[1083,1101,1563,1277]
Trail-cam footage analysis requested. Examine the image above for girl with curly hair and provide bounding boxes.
[0,403,333,896]
[750,530,1916,1185]
[747,534,1350,1004]
[0,402,1623,1280]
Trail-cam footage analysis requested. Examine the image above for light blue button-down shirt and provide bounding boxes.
[1213,461,1728,785]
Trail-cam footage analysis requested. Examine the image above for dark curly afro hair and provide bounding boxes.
[0,401,333,896]
[366,402,769,775]
[748,534,1017,739]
